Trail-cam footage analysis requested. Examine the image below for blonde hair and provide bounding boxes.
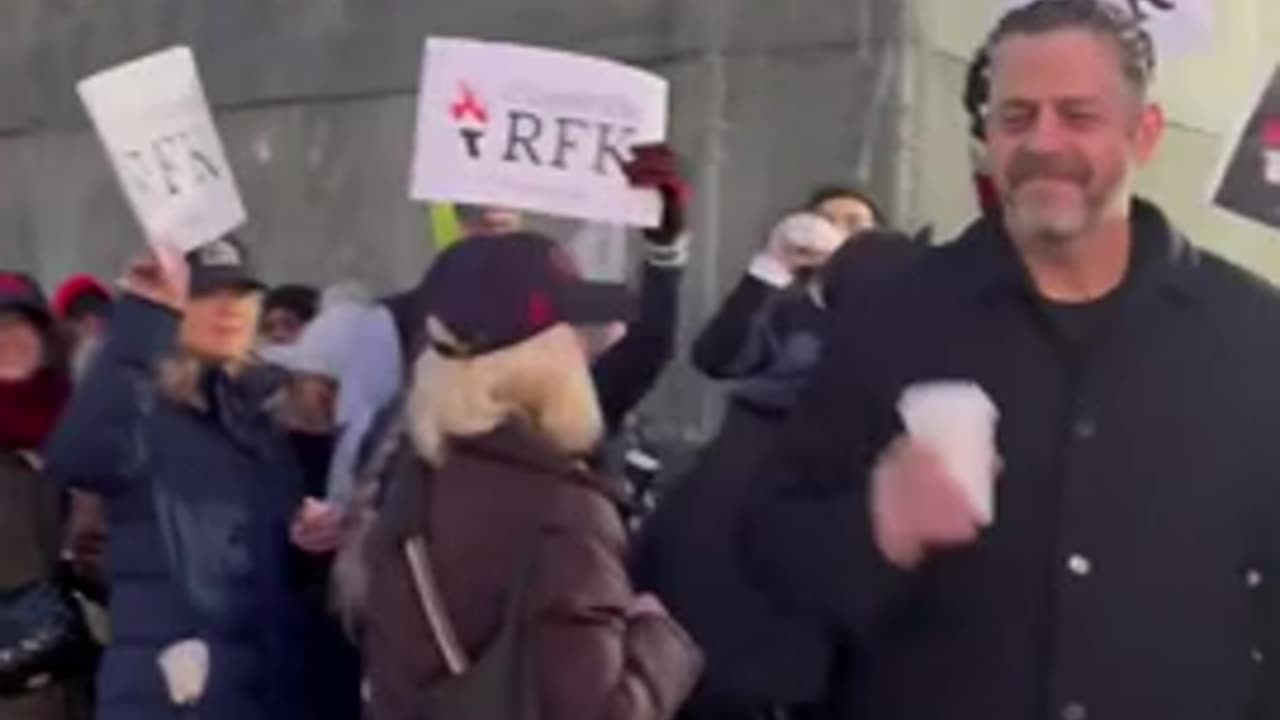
[157,353,256,411]
[332,321,602,632]
[406,319,603,466]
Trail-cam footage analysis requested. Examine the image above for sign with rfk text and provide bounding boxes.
[78,47,247,253]
[410,38,669,228]
[1003,0,1213,59]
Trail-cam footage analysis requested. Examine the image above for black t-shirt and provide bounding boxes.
[1044,295,1114,348]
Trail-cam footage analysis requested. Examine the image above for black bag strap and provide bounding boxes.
[360,402,407,506]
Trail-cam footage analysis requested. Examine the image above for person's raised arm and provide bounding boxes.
[46,248,189,497]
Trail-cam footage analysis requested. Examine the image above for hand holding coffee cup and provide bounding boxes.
[898,382,1000,524]
[871,438,984,569]
[766,213,846,273]
[871,382,1000,569]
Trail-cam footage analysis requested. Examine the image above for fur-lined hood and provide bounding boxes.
[157,353,289,416]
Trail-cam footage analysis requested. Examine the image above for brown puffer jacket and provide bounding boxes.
[0,451,91,720]
[362,421,703,720]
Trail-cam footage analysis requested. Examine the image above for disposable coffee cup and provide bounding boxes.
[898,381,1000,525]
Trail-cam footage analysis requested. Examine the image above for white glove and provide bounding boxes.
[157,639,210,706]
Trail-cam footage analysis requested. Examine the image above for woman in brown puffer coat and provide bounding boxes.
[0,271,95,720]
[346,233,703,720]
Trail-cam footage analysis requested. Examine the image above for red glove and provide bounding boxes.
[624,143,690,245]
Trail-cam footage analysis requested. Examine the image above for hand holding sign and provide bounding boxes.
[120,245,190,313]
[79,47,247,253]
[624,143,690,243]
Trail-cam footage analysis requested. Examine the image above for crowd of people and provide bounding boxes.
[4,2,1280,719]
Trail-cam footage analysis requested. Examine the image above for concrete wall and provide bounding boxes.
[0,0,908,440]
[902,0,1280,281]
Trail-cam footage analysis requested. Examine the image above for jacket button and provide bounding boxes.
[1063,703,1088,720]
[1067,554,1092,577]
[1253,649,1265,664]
[1248,569,1264,588]
[1073,417,1097,440]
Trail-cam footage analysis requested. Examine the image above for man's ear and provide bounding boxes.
[1133,102,1166,166]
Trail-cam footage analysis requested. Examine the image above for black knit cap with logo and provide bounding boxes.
[422,232,636,358]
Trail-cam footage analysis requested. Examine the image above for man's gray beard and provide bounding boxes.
[1026,224,1078,249]
[1008,200,1095,250]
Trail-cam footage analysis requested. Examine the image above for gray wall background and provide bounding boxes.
[0,0,907,441]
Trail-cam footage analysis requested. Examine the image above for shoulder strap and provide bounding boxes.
[400,462,546,682]
[385,412,473,676]
[403,537,471,676]
[5,451,61,578]
[359,401,407,503]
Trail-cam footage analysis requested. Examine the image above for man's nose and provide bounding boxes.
[1023,112,1070,154]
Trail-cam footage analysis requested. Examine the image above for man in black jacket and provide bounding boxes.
[747,2,1280,719]
[633,230,923,720]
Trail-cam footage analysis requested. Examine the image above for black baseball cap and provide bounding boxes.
[422,232,635,358]
[187,235,265,298]
[0,271,53,326]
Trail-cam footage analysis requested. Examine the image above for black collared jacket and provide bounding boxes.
[747,199,1280,720]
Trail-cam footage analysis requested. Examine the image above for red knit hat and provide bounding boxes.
[52,274,112,320]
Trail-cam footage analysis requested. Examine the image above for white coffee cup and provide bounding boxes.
[898,381,1000,526]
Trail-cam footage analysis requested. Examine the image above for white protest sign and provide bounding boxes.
[410,38,669,228]
[1002,0,1213,58]
[78,47,246,253]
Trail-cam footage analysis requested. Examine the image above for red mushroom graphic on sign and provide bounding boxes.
[450,82,490,160]
[1262,117,1280,185]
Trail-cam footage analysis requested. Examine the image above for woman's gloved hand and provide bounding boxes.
[624,143,690,246]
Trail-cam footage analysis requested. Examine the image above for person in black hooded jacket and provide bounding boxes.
[632,230,924,720]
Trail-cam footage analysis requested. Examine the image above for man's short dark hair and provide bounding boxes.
[805,185,885,225]
[986,0,1156,100]
[264,284,319,323]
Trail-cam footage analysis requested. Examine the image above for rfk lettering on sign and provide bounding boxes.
[410,38,669,228]
[1003,0,1213,58]
[78,47,247,253]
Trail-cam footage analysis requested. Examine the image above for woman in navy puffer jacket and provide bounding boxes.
[46,240,308,720]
